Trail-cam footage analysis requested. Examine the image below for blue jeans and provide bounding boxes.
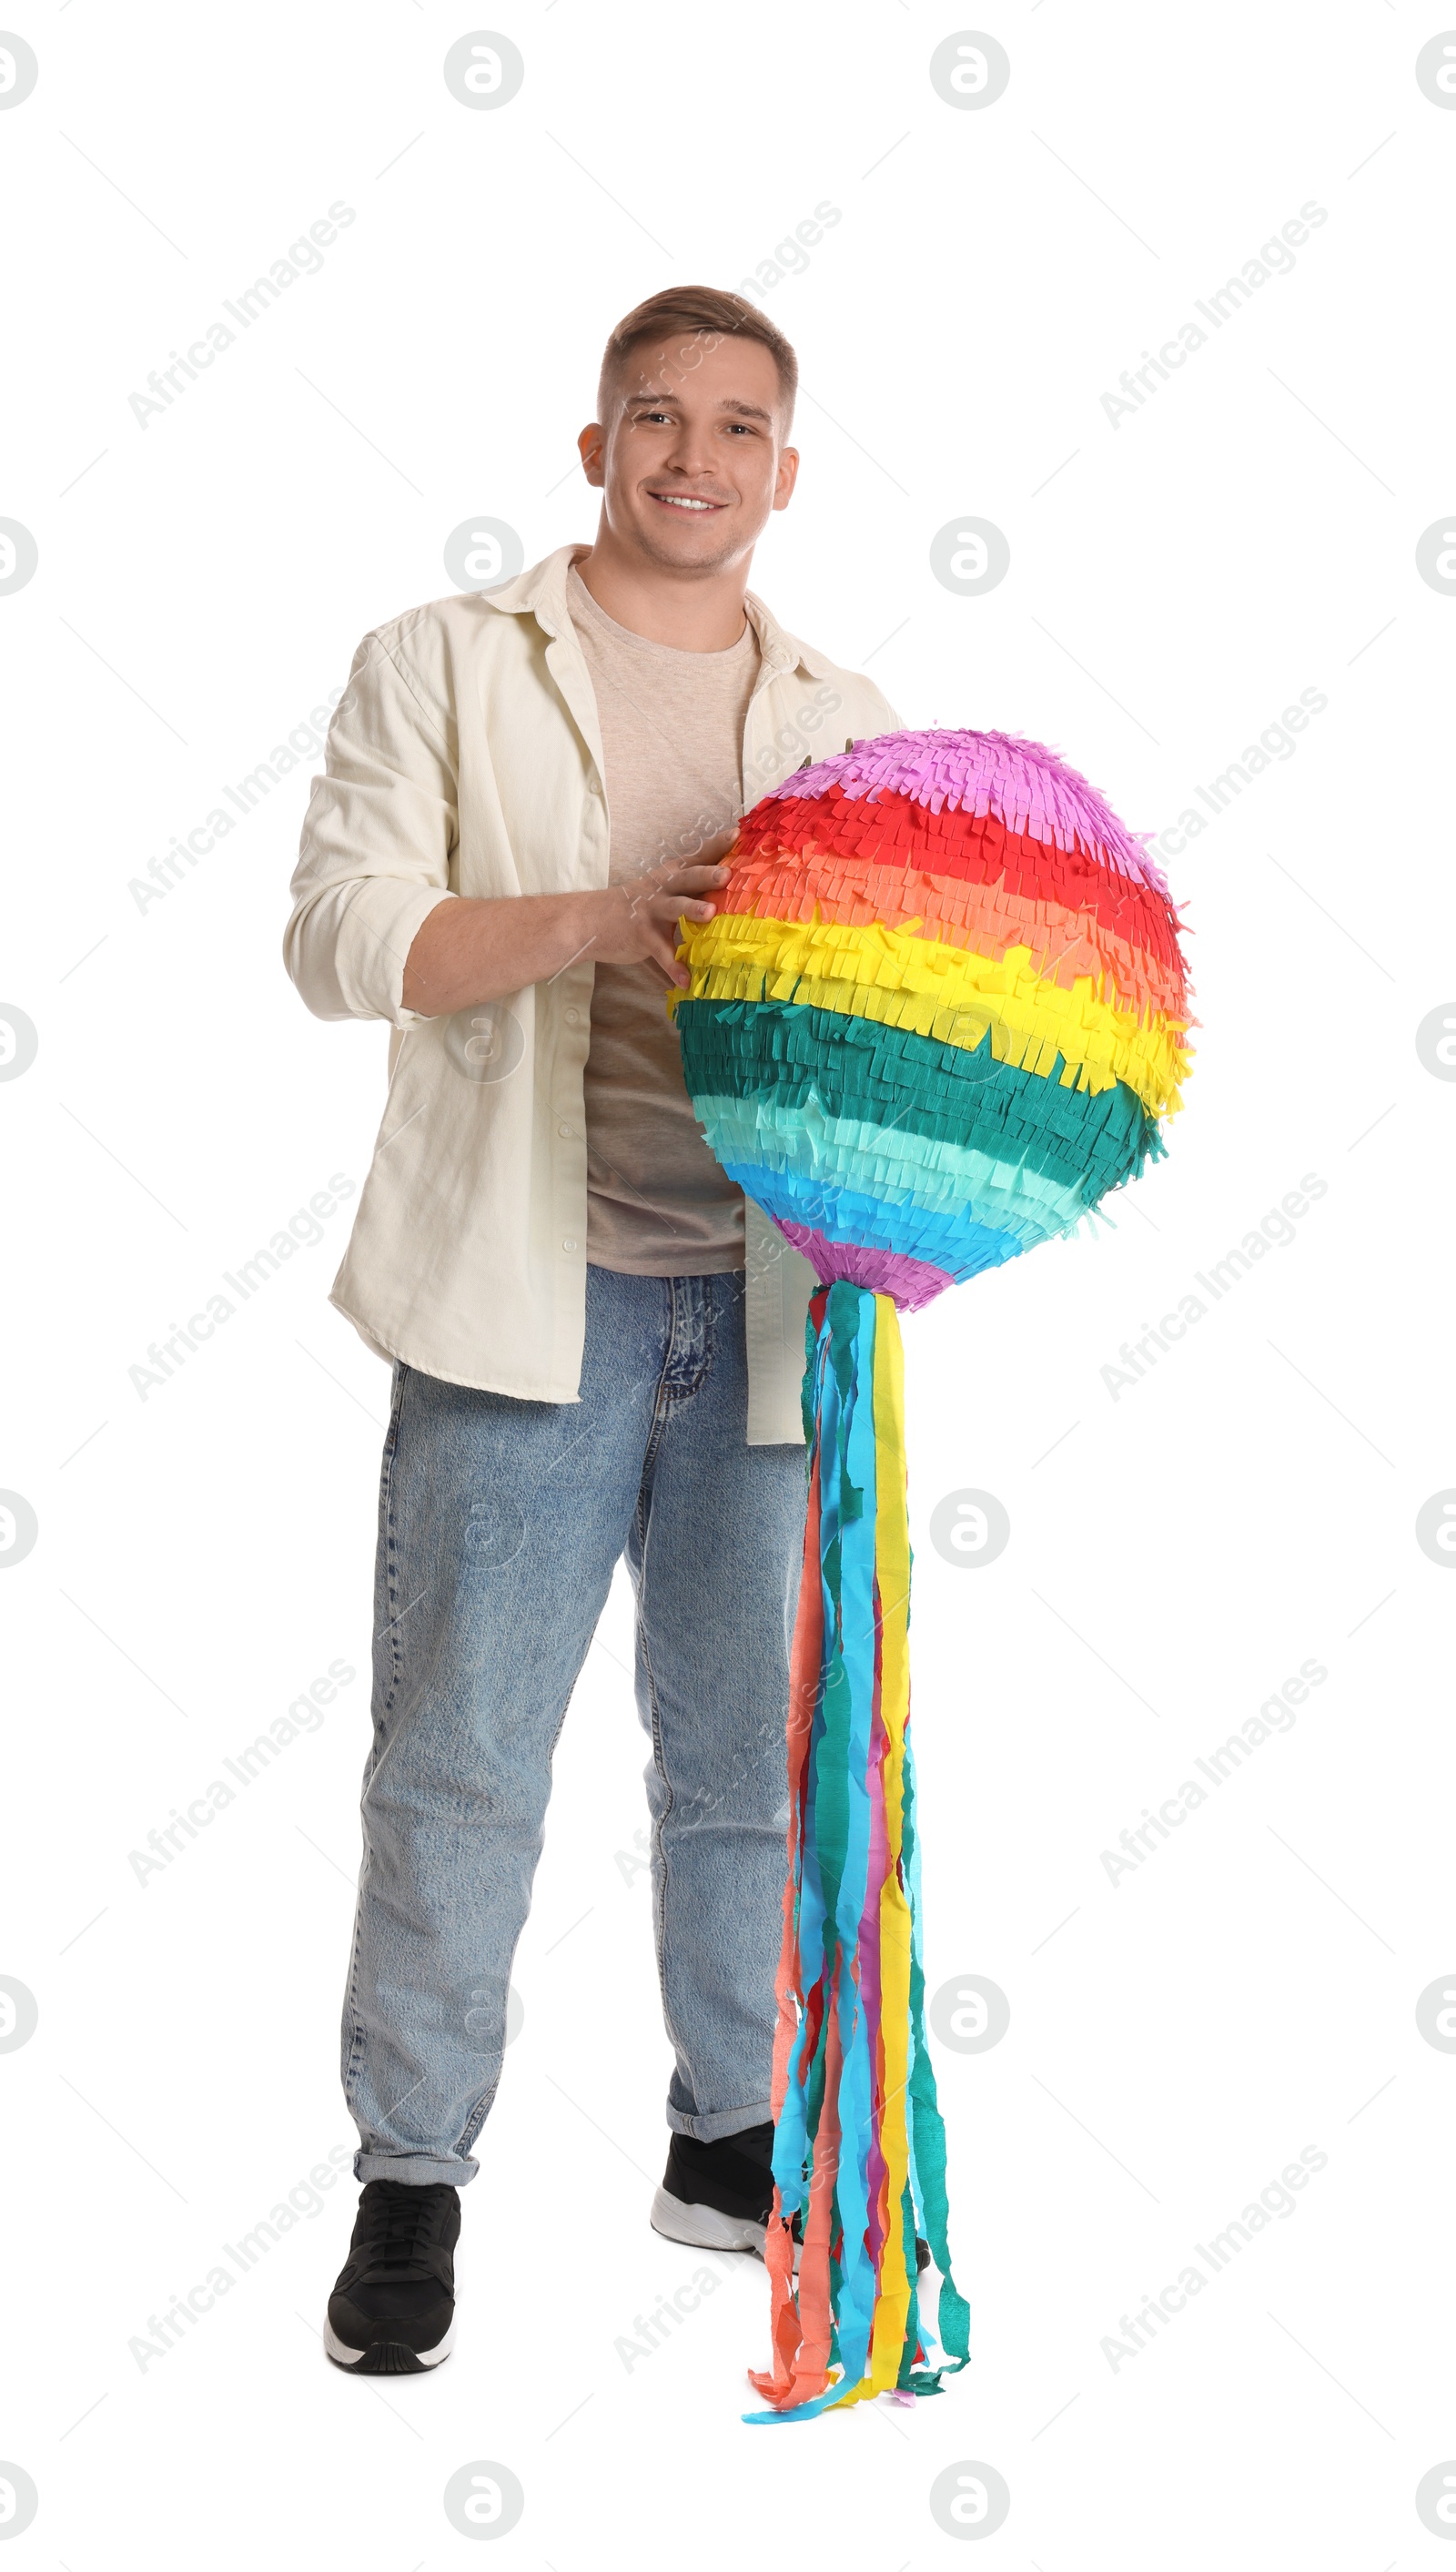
[343,1267,807,2185]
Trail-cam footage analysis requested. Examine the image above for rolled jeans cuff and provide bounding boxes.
[354,2147,480,2188]
[665,2097,774,2144]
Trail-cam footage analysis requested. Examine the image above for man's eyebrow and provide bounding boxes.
[624,392,774,423]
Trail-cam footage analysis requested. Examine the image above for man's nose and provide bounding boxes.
[661,431,718,480]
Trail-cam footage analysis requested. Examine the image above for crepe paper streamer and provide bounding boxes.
[670,730,1193,2422]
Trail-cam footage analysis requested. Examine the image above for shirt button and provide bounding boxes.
[558,1122,571,1137]
[562,1237,577,1252]
[565,1008,581,1025]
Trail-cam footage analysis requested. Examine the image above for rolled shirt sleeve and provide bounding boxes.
[284,628,459,1026]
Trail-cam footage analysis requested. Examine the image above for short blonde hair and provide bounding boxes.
[598,286,797,428]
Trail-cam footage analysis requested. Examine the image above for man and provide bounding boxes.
[285,287,899,2374]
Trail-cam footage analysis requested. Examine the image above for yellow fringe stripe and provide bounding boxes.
[682,912,1190,1119]
[869,1292,914,2394]
[827,1296,916,2416]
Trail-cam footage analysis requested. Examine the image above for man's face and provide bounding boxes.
[580,332,798,574]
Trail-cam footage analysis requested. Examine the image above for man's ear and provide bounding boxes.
[772,445,800,513]
[579,423,606,487]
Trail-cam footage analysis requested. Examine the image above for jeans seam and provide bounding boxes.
[343,1362,411,2130]
[633,1489,690,2088]
[455,2094,496,2162]
[639,1279,680,1473]
[378,1362,410,1716]
[649,1276,715,1439]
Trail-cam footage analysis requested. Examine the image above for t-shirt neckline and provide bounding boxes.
[567,562,756,663]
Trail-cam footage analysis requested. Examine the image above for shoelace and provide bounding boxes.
[355,2189,451,2275]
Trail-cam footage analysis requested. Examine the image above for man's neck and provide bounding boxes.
[572,532,751,653]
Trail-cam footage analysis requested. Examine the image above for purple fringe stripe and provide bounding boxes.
[770,727,1170,897]
[774,1222,955,1311]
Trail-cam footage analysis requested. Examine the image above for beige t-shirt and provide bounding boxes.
[568,564,758,1274]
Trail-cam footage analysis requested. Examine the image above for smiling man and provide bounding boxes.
[284,287,899,2375]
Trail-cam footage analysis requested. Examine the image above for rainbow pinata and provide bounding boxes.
[672,729,1193,2423]
[675,728,1190,1310]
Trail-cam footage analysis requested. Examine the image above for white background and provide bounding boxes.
[3,0,1454,2562]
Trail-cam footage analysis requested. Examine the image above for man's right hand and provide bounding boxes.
[577,857,731,987]
[399,856,732,1018]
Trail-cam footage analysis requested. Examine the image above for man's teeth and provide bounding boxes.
[655,495,715,509]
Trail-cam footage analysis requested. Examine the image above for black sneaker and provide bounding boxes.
[324,2179,460,2374]
[650,2121,932,2272]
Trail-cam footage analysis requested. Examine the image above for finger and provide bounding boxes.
[645,890,715,922]
[651,881,723,913]
[645,927,689,987]
[652,897,715,923]
[652,861,731,891]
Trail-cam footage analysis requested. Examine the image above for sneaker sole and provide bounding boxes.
[323,2314,455,2374]
[649,2192,933,2283]
[650,2186,796,2264]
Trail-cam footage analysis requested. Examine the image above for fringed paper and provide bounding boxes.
[734,792,1188,975]
[676,912,1189,1119]
[744,1284,969,2421]
[719,850,1191,1025]
[761,726,1168,890]
[668,729,1193,2425]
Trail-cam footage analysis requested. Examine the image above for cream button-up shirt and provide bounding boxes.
[283,544,901,1443]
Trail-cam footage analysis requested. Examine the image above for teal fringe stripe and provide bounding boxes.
[743,1281,971,2423]
[677,997,1163,1204]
